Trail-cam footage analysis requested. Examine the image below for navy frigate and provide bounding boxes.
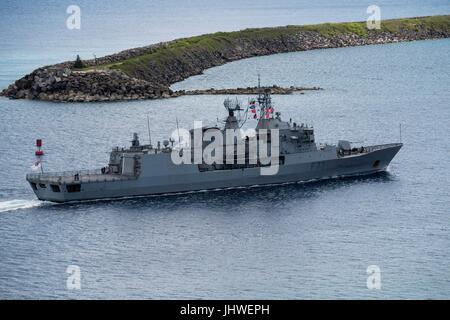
[26,89,402,203]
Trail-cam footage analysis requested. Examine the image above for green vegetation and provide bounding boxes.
[380,15,450,33]
[86,15,450,77]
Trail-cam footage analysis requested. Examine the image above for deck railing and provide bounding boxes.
[363,143,403,153]
[26,169,136,184]
[338,143,402,157]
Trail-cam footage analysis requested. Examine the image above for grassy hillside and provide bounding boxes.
[86,15,450,77]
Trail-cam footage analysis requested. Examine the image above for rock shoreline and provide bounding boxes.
[175,86,322,97]
[1,16,449,102]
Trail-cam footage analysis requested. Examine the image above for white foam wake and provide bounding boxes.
[0,199,43,213]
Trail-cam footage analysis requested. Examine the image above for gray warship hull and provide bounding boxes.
[27,143,402,203]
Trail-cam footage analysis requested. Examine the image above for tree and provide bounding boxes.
[73,55,84,69]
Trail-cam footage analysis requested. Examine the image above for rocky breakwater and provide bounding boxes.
[2,15,449,102]
[175,85,323,96]
[1,67,171,102]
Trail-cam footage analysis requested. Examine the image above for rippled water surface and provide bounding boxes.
[0,1,449,299]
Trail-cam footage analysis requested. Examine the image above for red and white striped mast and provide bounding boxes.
[35,139,44,173]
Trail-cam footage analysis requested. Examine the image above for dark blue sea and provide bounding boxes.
[0,0,449,299]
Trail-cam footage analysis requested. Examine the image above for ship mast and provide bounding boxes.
[256,75,273,118]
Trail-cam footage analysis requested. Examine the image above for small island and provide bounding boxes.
[1,15,449,102]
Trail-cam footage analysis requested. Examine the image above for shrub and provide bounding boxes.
[73,55,84,69]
